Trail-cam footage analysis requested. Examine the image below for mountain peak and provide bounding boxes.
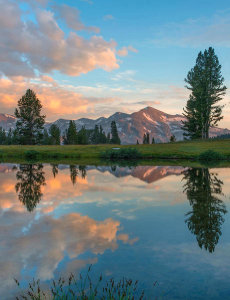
[0,107,229,144]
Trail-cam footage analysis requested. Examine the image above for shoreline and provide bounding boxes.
[0,140,230,167]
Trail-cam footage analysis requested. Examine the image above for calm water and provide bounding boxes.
[1,163,230,299]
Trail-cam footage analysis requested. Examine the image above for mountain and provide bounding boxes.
[47,106,230,144]
[93,165,186,184]
[1,107,230,144]
[0,114,17,131]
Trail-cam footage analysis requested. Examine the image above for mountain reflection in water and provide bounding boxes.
[0,164,230,299]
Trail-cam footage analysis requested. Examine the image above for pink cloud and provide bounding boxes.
[117,46,138,57]
[0,1,119,78]
[54,4,100,33]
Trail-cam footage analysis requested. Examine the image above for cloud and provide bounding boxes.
[134,100,161,106]
[0,77,119,120]
[54,4,100,33]
[0,210,135,297]
[103,14,114,21]
[151,13,230,47]
[0,1,119,78]
[117,46,138,57]
[112,70,137,81]
[0,77,90,119]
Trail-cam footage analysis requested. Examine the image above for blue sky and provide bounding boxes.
[1,0,230,127]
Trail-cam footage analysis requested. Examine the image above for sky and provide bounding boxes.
[1,0,230,127]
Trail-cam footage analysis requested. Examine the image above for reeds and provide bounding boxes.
[15,265,154,299]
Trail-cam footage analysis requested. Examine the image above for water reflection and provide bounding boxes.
[51,164,58,178]
[183,168,227,253]
[69,165,87,184]
[15,164,46,212]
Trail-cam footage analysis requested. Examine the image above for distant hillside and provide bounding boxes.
[1,107,230,144]
[47,106,230,144]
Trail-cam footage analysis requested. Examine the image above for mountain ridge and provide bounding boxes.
[1,106,230,144]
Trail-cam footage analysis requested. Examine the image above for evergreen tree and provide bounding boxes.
[91,125,100,144]
[78,126,88,144]
[170,135,176,142]
[99,125,107,143]
[151,137,155,144]
[183,47,227,139]
[6,128,13,145]
[49,124,60,145]
[0,127,7,145]
[64,120,78,144]
[106,132,111,143]
[146,133,150,144]
[143,133,150,144]
[182,95,202,140]
[136,139,139,145]
[42,128,50,145]
[15,89,45,144]
[110,121,121,144]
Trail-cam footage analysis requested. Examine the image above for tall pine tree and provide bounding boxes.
[183,47,227,139]
[15,89,45,145]
[110,121,121,144]
[49,124,61,145]
[64,121,78,144]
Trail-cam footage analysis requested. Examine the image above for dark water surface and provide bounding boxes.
[1,163,230,299]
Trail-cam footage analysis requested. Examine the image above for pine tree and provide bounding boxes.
[0,127,7,145]
[49,124,60,145]
[146,133,150,144]
[42,128,50,145]
[170,135,176,142]
[64,121,78,144]
[6,128,13,145]
[106,132,111,143]
[151,137,155,144]
[15,89,45,145]
[183,47,227,139]
[110,121,121,144]
[91,125,100,144]
[99,125,107,143]
[78,126,88,144]
[143,133,150,144]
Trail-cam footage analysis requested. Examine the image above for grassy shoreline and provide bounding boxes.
[0,139,230,166]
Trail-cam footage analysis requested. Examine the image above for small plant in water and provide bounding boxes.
[15,265,151,299]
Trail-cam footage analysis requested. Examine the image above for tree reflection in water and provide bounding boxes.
[15,164,46,212]
[51,164,59,178]
[69,165,87,184]
[183,168,227,253]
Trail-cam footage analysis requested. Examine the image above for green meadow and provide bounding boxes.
[0,139,230,165]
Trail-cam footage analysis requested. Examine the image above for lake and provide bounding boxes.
[1,163,230,299]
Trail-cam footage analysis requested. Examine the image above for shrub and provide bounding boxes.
[198,150,226,161]
[24,150,39,160]
[101,148,142,160]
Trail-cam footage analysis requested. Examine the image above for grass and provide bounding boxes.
[15,266,150,300]
[0,139,230,164]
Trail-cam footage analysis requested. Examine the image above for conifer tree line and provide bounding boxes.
[0,89,121,145]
